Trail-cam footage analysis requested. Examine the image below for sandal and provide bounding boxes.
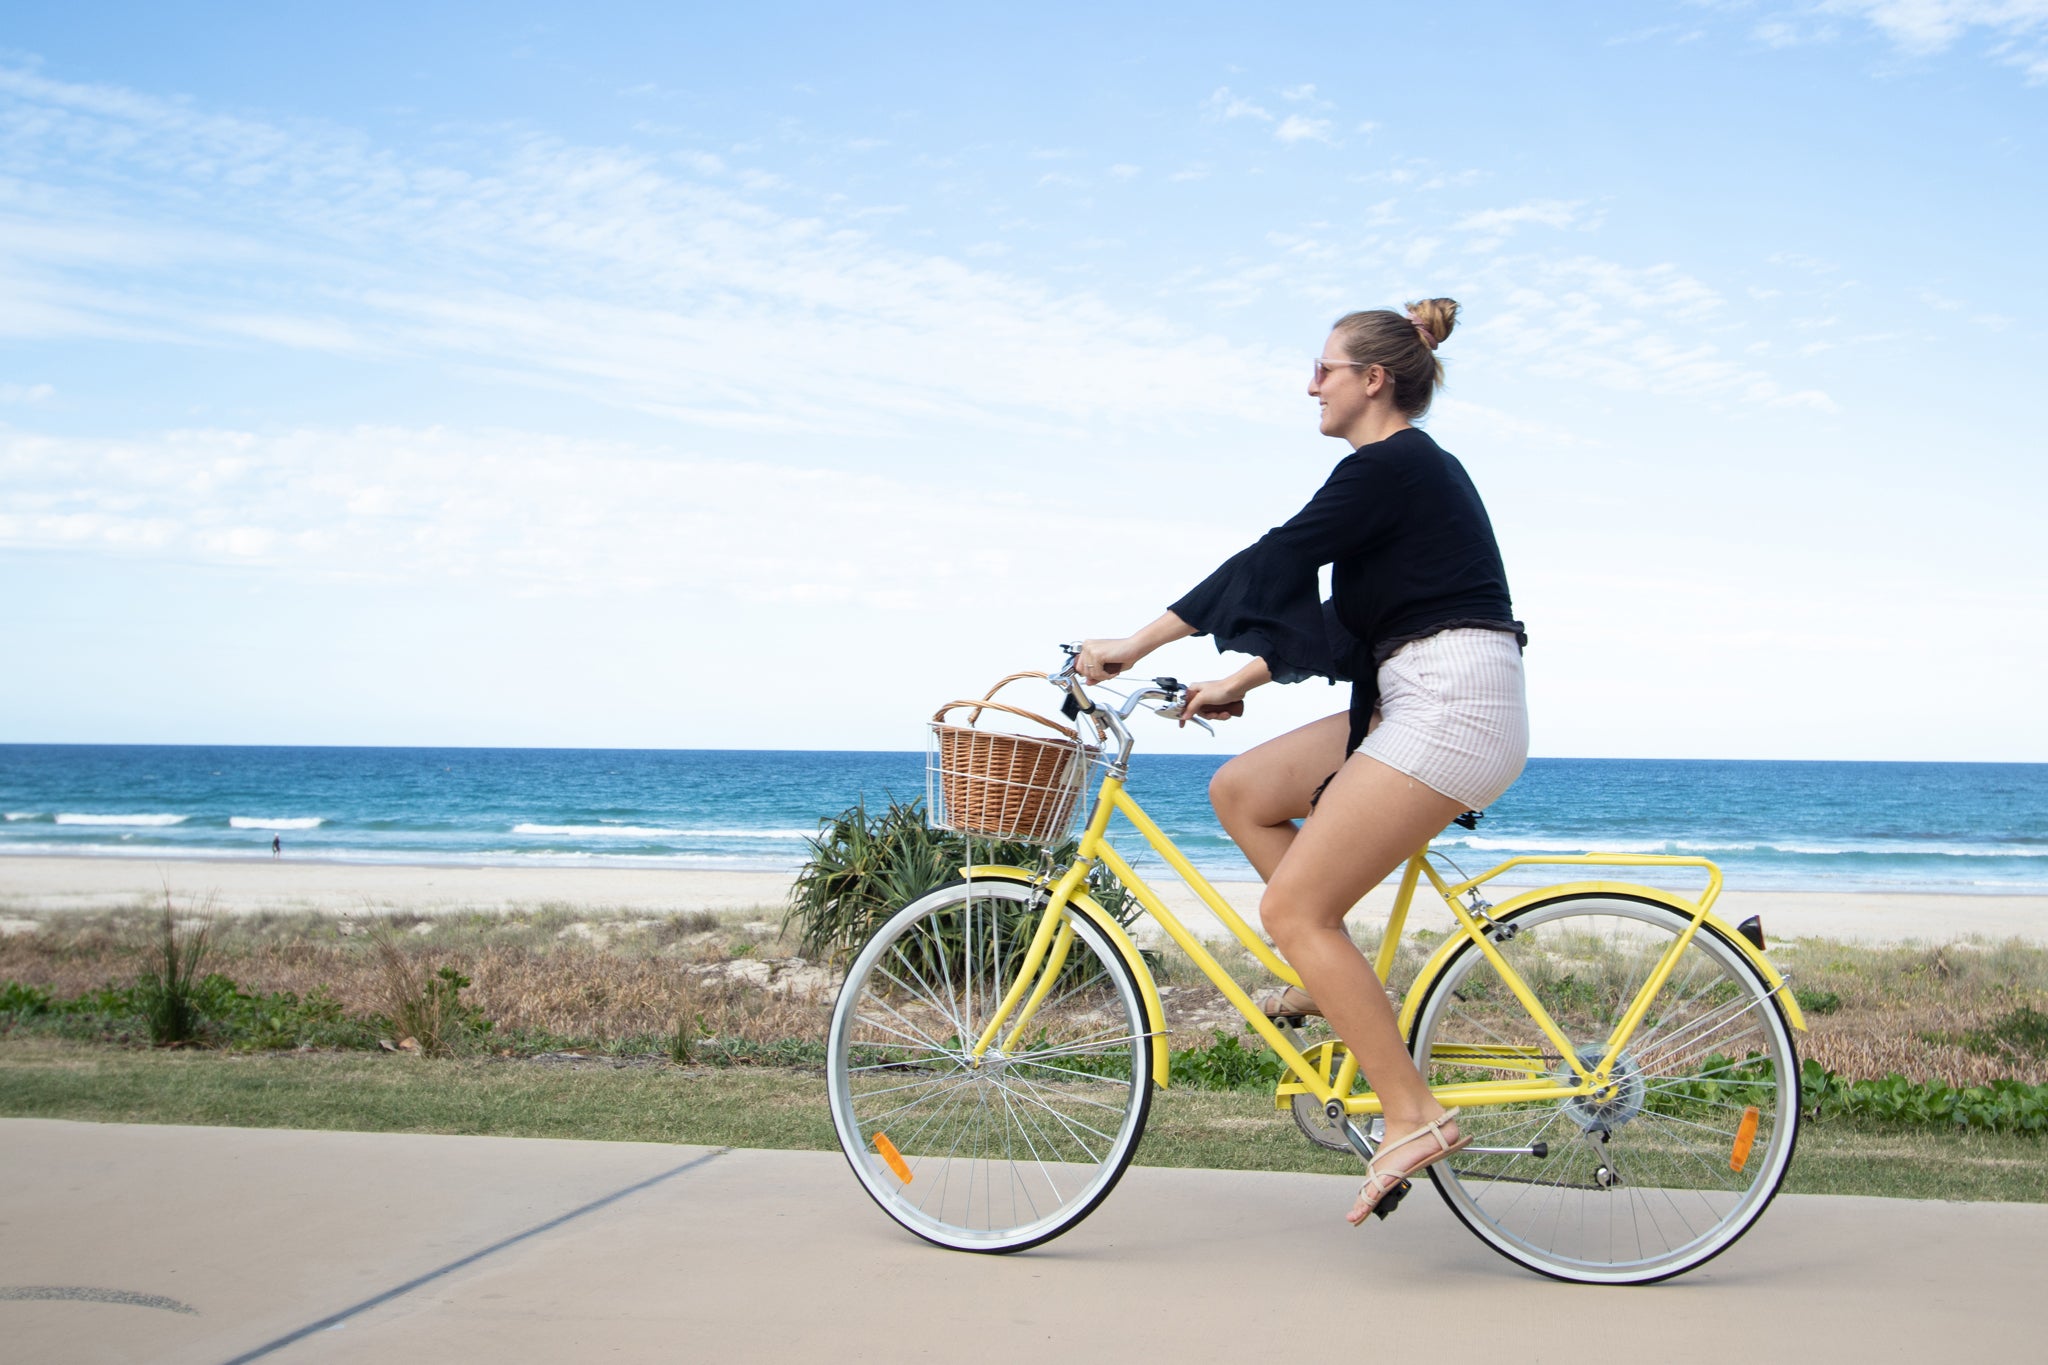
[1258,983,1401,1024]
[1349,1108,1469,1226]
[1258,985,1322,1023]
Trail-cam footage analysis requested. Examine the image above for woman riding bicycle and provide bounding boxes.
[1078,298,1528,1226]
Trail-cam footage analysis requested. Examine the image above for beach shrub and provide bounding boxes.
[0,981,54,1019]
[785,796,1134,963]
[1801,1058,2048,1133]
[1170,1029,1286,1092]
[208,982,379,1051]
[367,932,494,1055]
[0,972,376,1050]
[1953,1005,2048,1064]
[136,905,215,1046]
[1793,987,1841,1015]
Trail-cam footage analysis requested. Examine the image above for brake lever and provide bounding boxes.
[1155,701,1216,736]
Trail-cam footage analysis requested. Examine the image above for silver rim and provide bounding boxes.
[1411,895,1799,1283]
[826,879,1152,1252]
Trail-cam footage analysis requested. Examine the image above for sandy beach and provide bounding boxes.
[2,853,2042,946]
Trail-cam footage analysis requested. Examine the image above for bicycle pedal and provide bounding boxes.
[1273,1013,1309,1028]
[1372,1179,1412,1221]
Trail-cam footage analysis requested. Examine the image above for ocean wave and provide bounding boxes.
[229,817,325,830]
[4,812,44,822]
[1440,833,2048,859]
[511,823,811,840]
[53,813,188,827]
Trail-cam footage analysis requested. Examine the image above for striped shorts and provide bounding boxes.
[1356,628,1529,810]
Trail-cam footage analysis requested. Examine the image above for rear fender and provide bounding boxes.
[1401,881,1807,1035]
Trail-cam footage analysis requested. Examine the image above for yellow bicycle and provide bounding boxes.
[825,652,1805,1283]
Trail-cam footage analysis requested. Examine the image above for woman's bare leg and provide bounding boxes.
[1207,713,1350,881]
[1258,754,1468,1224]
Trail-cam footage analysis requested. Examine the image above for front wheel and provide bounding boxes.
[826,877,1153,1253]
[1409,893,1800,1284]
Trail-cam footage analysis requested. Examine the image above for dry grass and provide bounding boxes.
[1777,937,2048,1085]
[0,904,832,1050]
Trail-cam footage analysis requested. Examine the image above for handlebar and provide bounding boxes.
[1051,645,1215,765]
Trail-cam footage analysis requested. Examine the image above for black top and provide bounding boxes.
[1168,427,1523,754]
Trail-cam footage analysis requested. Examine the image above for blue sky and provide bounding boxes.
[2,2,2043,759]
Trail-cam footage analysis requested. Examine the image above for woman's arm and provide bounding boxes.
[1077,611,1195,684]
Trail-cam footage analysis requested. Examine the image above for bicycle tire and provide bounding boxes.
[826,877,1154,1253]
[1408,892,1800,1284]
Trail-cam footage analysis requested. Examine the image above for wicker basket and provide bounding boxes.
[928,673,1099,844]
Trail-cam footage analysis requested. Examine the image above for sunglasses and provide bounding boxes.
[1312,357,1374,382]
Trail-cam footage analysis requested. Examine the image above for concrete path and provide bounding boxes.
[2,1119,2041,1364]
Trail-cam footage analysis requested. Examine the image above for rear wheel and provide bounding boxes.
[1409,893,1799,1284]
[826,877,1153,1253]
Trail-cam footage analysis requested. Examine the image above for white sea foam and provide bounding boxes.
[54,813,187,827]
[4,812,41,821]
[514,823,688,838]
[677,828,815,840]
[229,817,325,830]
[511,823,810,840]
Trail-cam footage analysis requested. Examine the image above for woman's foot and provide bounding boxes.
[1259,982,1400,1023]
[1347,1109,1467,1226]
[1259,985,1322,1021]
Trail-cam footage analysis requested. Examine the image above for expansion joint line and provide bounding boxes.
[218,1147,733,1365]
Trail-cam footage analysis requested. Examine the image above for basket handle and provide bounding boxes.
[937,671,1077,735]
[931,696,1080,742]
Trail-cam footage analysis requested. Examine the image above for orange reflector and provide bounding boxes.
[1729,1105,1760,1172]
[873,1131,913,1184]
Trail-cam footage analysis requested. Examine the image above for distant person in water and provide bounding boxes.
[272,835,282,859]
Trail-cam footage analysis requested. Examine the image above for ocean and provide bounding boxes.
[1,745,2044,895]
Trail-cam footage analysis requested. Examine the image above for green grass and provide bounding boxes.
[3,1039,2042,1203]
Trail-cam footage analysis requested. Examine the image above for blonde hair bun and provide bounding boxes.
[1405,297,1460,348]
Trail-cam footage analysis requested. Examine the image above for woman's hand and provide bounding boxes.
[1077,637,1144,684]
[1178,656,1272,727]
[1179,675,1249,726]
[1076,612,1198,684]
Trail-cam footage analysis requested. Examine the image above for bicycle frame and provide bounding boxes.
[965,770,1804,1118]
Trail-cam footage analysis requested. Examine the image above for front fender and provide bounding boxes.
[963,864,1171,1087]
[1400,881,1807,1036]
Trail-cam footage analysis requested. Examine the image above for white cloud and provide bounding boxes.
[1476,256,1838,410]
[0,64,1295,439]
[1203,86,1273,121]
[1274,115,1335,145]
[0,382,53,404]
[1754,19,1817,46]
[0,424,1219,613]
[1754,1,2048,79]
[1279,83,1330,106]
[1106,163,1141,180]
[1453,200,1588,236]
[1821,0,2048,53]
